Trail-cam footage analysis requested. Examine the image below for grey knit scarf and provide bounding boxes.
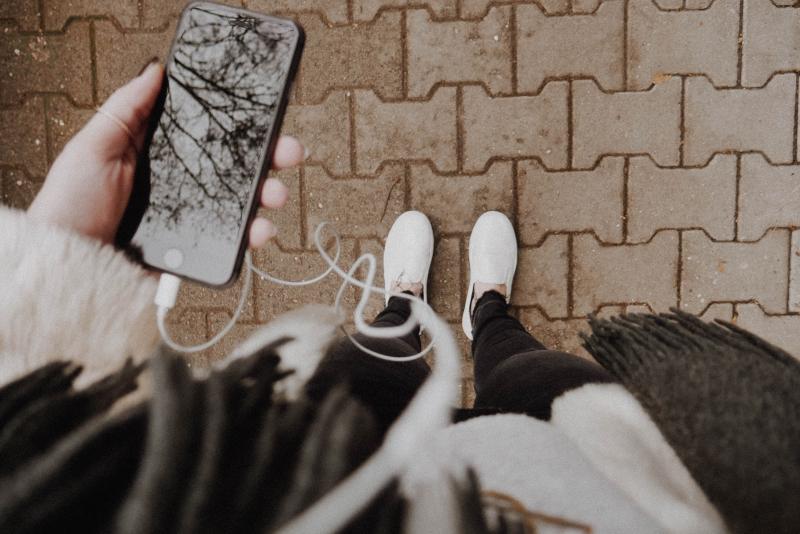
[582,310,800,534]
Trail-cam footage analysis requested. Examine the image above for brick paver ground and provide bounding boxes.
[3,0,800,410]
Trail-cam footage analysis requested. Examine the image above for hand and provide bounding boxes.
[27,61,304,248]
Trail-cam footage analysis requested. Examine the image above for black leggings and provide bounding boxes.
[306,291,615,431]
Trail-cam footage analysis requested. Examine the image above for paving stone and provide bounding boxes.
[142,0,242,29]
[519,302,735,363]
[685,0,719,8]
[572,77,681,168]
[518,308,591,359]
[247,0,348,24]
[176,269,258,322]
[453,333,474,406]
[353,0,457,22]
[462,0,568,17]
[734,303,800,359]
[43,0,139,30]
[684,74,796,166]
[627,0,739,91]
[0,168,42,209]
[253,239,358,323]
[739,154,800,242]
[407,6,512,97]
[789,230,800,312]
[612,304,649,316]
[0,1,40,31]
[628,154,737,243]
[304,163,406,245]
[572,0,605,12]
[0,97,47,176]
[355,87,457,174]
[94,20,175,101]
[518,157,624,245]
[699,302,736,323]
[573,231,679,316]
[45,96,93,164]
[517,1,624,93]
[164,307,208,351]
[408,161,513,234]
[742,0,800,87]
[514,235,570,318]
[283,92,351,176]
[0,21,92,106]
[429,236,463,322]
[258,167,303,250]
[463,83,568,171]
[462,378,475,409]
[681,229,789,314]
[354,238,390,320]
[299,11,402,103]
[651,0,684,8]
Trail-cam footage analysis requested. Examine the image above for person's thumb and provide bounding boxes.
[80,61,164,159]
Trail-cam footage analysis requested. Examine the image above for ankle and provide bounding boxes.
[471,283,507,315]
[391,280,423,298]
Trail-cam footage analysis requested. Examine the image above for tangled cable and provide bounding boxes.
[156,222,436,362]
[153,222,460,533]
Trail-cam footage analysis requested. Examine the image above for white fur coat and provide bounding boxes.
[0,207,159,385]
[0,207,727,533]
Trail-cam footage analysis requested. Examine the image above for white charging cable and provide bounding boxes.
[154,221,460,533]
[155,259,252,353]
[154,222,435,361]
[274,224,458,534]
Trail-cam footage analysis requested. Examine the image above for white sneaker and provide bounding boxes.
[384,211,434,304]
[462,211,518,339]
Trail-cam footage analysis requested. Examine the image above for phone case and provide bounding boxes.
[116,1,304,287]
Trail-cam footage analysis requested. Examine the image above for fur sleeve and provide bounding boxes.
[0,207,159,386]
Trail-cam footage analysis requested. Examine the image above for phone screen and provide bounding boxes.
[130,4,300,286]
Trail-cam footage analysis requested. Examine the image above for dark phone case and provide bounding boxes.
[115,1,304,287]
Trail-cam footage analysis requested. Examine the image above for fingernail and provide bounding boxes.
[137,57,159,77]
[303,146,311,161]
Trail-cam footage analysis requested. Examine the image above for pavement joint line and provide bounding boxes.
[795,74,799,163]
[89,21,98,106]
[400,9,408,98]
[677,231,683,307]
[41,96,53,165]
[679,76,686,165]
[786,230,793,313]
[566,234,575,318]
[455,86,464,173]
[623,0,628,90]
[567,80,574,168]
[509,4,518,93]
[734,154,741,240]
[736,0,744,86]
[348,92,357,175]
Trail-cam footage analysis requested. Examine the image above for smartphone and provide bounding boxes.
[117,1,303,286]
